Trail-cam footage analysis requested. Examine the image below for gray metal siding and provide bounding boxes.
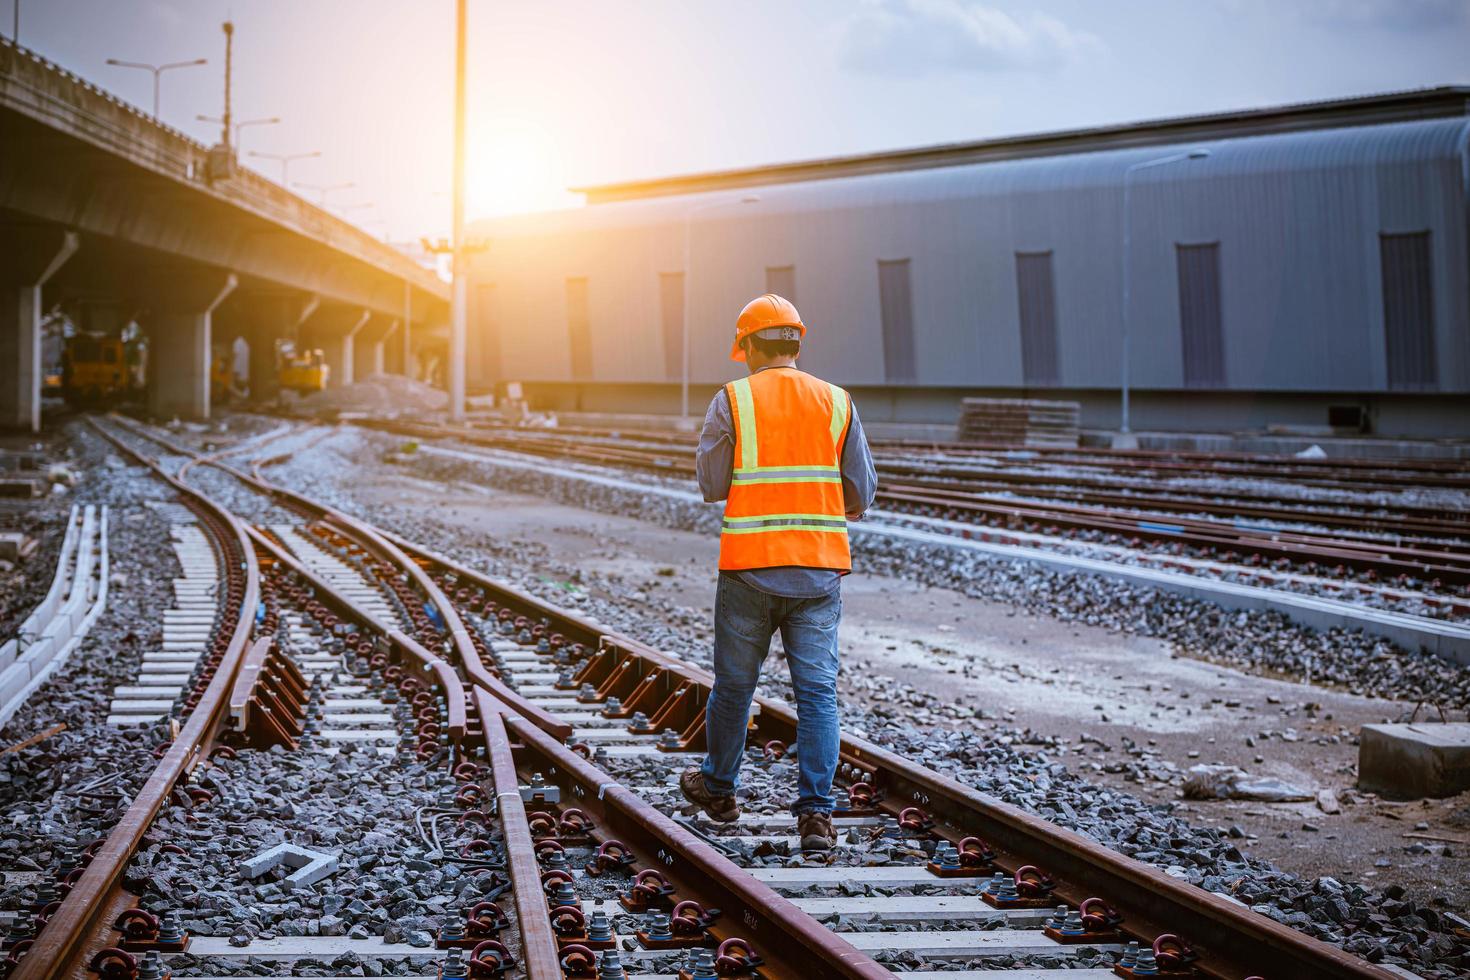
[472,116,1470,397]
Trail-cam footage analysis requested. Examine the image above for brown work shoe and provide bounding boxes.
[797,811,836,851]
[679,768,740,823]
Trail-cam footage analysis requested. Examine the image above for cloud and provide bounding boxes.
[1229,0,1469,31]
[837,0,1104,77]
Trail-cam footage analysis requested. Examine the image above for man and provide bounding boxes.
[680,293,876,851]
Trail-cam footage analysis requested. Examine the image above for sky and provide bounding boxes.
[11,0,1469,243]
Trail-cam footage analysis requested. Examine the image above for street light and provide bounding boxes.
[248,149,320,186]
[1119,148,1210,436]
[334,202,375,220]
[682,194,761,418]
[198,114,279,153]
[105,57,207,118]
[292,180,354,207]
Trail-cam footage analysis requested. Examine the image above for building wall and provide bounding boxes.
[468,117,1470,432]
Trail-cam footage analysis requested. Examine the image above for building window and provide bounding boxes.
[475,283,499,383]
[877,259,916,383]
[658,272,684,382]
[565,277,592,381]
[1176,242,1225,388]
[1014,251,1059,386]
[1380,232,1436,391]
[765,265,796,302]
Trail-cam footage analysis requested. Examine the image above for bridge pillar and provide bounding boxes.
[143,272,237,420]
[234,293,318,402]
[353,316,400,381]
[0,228,79,431]
[307,307,371,388]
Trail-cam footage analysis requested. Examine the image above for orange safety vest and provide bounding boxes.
[718,367,853,572]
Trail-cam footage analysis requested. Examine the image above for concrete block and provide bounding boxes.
[240,842,339,891]
[1359,723,1470,799]
[0,532,35,560]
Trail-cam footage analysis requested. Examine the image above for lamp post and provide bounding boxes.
[1119,148,1210,436]
[248,150,320,186]
[199,114,280,154]
[233,116,279,154]
[681,195,761,418]
[105,57,207,118]
[292,180,354,208]
[333,202,375,224]
[448,0,468,422]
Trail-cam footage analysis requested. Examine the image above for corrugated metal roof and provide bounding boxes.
[478,116,1470,238]
[571,86,1470,203]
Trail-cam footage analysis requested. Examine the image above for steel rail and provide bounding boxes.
[13,420,262,979]
[382,413,1470,479]
[353,418,1470,609]
[244,524,468,739]
[391,534,1401,980]
[475,690,574,978]
[356,415,1470,531]
[110,415,566,739]
[475,689,894,980]
[877,486,1470,585]
[112,413,1406,977]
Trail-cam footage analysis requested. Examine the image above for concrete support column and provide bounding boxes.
[307,307,370,388]
[143,272,237,420]
[239,293,318,402]
[353,316,399,381]
[378,320,401,376]
[0,228,79,431]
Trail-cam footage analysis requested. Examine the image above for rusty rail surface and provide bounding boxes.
[391,534,1400,980]
[12,421,262,979]
[101,414,1402,979]
[243,525,468,739]
[356,414,1470,526]
[226,635,308,749]
[110,415,567,739]
[475,691,568,979]
[474,689,893,980]
[355,416,1470,586]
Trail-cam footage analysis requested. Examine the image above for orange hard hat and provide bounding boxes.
[731,293,806,362]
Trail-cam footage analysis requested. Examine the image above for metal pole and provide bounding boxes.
[681,211,693,418]
[12,0,17,44]
[152,69,160,118]
[1121,172,1133,434]
[221,21,234,149]
[448,0,467,420]
[403,278,413,378]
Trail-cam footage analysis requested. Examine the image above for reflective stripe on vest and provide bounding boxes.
[718,370,853,572]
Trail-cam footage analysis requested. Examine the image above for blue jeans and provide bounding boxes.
[700,573,842,815]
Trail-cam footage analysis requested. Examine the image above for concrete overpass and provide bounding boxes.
[0,37,450,429]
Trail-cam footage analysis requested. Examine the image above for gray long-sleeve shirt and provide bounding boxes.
[696,366,878,598]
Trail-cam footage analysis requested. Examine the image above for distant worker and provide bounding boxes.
[681,294,876,851]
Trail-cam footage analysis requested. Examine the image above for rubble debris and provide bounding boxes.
[1182,764,1314,802]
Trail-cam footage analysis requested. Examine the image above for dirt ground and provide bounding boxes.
[340,466,1470,913]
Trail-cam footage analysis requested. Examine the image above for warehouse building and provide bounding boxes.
[466,87,1470,438]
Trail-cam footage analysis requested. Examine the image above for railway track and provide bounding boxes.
[0,413,1413,978]
[345,417,1470,622]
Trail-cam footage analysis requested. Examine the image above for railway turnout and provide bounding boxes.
[0,413,1419,979]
